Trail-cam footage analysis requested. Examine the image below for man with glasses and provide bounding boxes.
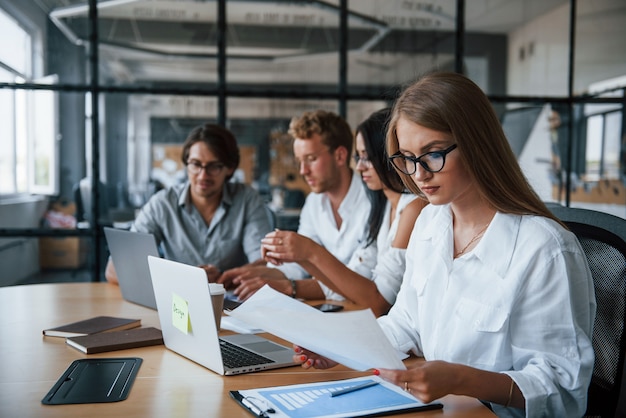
[105,123,271,284]
[220,110,374,300]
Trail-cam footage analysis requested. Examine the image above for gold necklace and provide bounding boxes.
[454,223,489,258]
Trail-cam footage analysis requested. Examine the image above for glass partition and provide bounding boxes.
[346,1,458,90]
[1,0,624,285]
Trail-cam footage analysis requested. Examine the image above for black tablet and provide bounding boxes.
[42,357,142,405]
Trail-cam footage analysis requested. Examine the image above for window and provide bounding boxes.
[585,107,623,181]
[0,8,58,196]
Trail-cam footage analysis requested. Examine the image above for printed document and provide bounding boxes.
[227,285,406,370]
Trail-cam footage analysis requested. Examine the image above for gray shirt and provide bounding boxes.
[132,181,271,270]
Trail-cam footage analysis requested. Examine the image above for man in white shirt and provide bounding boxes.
[219,110,373,300]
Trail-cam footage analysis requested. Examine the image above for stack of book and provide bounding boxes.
[43,315,163,354]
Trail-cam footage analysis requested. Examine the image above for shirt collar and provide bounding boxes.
[421,205,453,263]
[320,169,363,217]
[220,182,235,207]
[179,181,192,208]
[337,170,364,216]
[178,181,232,209]
[419,206,520,280]
[473,212,520,279]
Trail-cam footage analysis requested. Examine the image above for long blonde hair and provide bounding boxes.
[387,72,563,225]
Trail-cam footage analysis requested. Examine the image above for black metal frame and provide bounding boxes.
[0,0,623,283]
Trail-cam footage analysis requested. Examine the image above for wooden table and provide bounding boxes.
[0,283,495,417]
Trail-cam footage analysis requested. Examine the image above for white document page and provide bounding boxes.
[221,316,263,334]
[227,285,406,371]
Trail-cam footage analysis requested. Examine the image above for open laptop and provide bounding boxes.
[103,227,160,309]
[147,256,297,375]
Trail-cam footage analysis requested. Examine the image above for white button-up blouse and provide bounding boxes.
[378,204,596,417]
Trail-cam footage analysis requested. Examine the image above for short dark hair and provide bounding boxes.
[181,124,240,180]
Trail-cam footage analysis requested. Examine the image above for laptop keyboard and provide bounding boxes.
[219,339,275,369]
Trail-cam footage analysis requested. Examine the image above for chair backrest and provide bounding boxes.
[549,205,626,418]
[264,204,277,230]
[73,177,110,224]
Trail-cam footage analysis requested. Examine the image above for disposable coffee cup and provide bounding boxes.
[208,283,225,330]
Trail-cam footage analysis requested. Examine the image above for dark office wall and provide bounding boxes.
[104,94,129,208]
[47,20,87,201]
[466,33,507,96]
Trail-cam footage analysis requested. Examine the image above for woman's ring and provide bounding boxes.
[404,381,409,392]
[278,239,283,245]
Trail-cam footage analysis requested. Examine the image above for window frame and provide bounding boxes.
[0,7,58,196]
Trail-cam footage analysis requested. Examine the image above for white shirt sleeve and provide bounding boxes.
[379,206,595,417]
[373,247,406,305]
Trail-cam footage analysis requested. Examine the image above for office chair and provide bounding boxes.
[264,204,277,230]
[283,188,306,209]
[73,177,111,225]
[549,205,626,418]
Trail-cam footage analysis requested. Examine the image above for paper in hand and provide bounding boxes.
[227,285,406,371]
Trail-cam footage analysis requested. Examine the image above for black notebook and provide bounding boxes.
[43,316,141,338]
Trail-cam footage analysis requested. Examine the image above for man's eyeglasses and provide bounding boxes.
[353,154,372,168]
[388,144,457,175]
[186,160,225,175]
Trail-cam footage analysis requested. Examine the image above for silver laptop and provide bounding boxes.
[147,256,297,375]
[104,227,160,309]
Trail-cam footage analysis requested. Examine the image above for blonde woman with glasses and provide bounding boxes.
[294,72,595,418]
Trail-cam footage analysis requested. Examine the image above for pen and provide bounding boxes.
[330,381,380,397]
[242,397,269,417]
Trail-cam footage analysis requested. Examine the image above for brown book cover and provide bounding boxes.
[43,316,141,338]
[66,327,164,354]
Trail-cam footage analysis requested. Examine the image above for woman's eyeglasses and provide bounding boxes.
[353,154,372,168]
[186,160,225,175]
[388,144,457,175]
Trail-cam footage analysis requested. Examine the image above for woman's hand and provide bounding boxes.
[376,360,460,404]
[292,344,338,369]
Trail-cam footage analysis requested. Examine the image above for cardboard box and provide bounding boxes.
[39,237,87,269]
[39,200,86,269]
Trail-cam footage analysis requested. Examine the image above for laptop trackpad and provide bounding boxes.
[242,340,289,354]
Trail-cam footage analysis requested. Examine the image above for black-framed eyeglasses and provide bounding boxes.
[388,144,457,175]
[186,160,225,175]
[352,153,372,168]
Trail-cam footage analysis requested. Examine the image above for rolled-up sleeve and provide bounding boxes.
[497,248,595,417]
[373,247,407,305]
[376,206,596,418]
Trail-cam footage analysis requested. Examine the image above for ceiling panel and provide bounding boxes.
[39,0,568,85]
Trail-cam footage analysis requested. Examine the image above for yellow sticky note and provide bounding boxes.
[172,293,190,334]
